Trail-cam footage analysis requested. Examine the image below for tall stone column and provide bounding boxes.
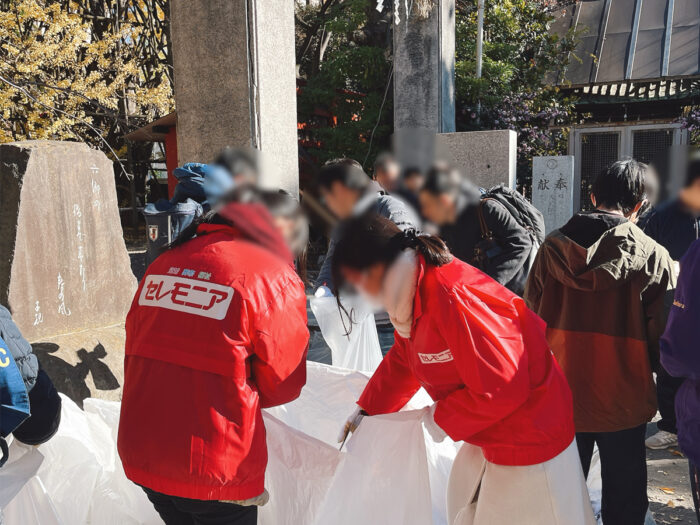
[170,0,299,194]
[393,0,456,170]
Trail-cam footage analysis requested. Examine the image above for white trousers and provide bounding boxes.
[447,440,596,525]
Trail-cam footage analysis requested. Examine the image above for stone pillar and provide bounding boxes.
[532,156,575,233]
[393,0,455,170]
[170,0,299,194]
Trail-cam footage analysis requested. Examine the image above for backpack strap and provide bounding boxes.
[478,198,494,240]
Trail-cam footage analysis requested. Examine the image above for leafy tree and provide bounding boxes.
[296,0,393,170]
[454,0,580,191]
[0,0,173,203]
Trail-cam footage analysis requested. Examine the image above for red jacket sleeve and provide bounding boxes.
[357,335,421,415]
[433,287,530,441]
[251,275,309,408]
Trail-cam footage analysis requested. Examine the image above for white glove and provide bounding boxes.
[422,404,447,443]
[315,285,333,298]
[337,406,366,443]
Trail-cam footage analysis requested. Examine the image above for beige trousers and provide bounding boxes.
[447,440,596,525]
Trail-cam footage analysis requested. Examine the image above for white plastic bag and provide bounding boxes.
[310,296,383,373]
[259,413,341,525]
[313,409,434,525]
[0,441,44,508]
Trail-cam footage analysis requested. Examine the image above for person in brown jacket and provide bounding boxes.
[525,159,676,525]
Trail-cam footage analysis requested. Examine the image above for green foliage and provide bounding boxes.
[455,0,580,189]
[296,0,392,169]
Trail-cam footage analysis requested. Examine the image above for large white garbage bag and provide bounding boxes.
[3,363,458,525]
[0,440,43,509]
[310,296,384,372]
[259,413,341,525]
[314,410,433,525]
[2,395,161,525]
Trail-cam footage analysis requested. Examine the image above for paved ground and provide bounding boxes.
[647,422,696,524]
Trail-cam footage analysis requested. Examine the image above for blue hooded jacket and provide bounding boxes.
[661,238,700,465]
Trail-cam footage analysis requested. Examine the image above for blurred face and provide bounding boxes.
[375,163,400,192]
[321,181,359,219]
[419,191,456,226]
[341,262,387,302]
[404,174,424,194]
[680,180,700,212]
[272,216,295,248]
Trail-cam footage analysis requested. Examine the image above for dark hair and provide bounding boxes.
[213,147,258,182]
[685,149,700,187]
[318,158,370,192]
[402,167,423,180]
[330,214,452,298]
[420,165,462,197]
[592,159,647,215]
[373,152,397,177]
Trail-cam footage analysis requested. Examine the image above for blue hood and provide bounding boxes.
[172,162,234,210]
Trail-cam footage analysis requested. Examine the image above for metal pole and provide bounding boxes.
[476,0,485,117]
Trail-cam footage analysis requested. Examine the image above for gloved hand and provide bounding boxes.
[314,285,333,298]
[422,404,447,443]
[337,406,367,443]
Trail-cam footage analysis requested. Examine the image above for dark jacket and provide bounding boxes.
[525,212,677,432]
[440,188,532,295]
[660,239,700,465]
[643,198,700,260]
[316,184,421,288]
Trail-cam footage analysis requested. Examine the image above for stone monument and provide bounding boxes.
[393,0,455,170]
[435,130,517,189]
[0,141,137,404]
[170,0,299,194]
[532,155,575,234]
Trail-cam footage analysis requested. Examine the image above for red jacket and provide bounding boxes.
[117,214,309,501]
[358,257,574,466]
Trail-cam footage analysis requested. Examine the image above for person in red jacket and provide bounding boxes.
[332,213,595,525]
[117,196,309,525]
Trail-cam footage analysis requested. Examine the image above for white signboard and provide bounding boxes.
[532,156,575,234]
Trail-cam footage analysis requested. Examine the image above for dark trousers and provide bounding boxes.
[656,365,684,434]
[143,488,258,525]
[577,424,648,525]
[690,462,700,524]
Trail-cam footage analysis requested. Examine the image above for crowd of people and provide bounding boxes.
[2,145,700,525]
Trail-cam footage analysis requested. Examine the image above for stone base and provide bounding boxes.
[31,324,126,407]
[436,130,517,189]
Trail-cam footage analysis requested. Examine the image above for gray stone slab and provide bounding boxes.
[393,0,455,169]
[171,0,299,194]
[532,156,575,234]
[435,130,517,189]
[32,324,126,406]
[0,141,137,342]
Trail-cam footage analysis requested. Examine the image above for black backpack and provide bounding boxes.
[480,185,545,245]
[472,185,544,295]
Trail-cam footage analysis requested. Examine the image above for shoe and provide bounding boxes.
[645,430,678,450]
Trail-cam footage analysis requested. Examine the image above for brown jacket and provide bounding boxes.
[525,214,676,432]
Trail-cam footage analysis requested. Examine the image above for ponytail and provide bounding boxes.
[392,228,453,267]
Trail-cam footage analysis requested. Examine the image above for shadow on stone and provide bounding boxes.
[32,341,120,408]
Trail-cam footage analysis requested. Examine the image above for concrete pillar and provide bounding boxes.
[170,0,299,194]
[393,0,456,170]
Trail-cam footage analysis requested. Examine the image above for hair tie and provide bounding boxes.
[401,228,420,249]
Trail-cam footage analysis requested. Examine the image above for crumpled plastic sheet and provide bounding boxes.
[310,296,384,373]
[1,362,460,525]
